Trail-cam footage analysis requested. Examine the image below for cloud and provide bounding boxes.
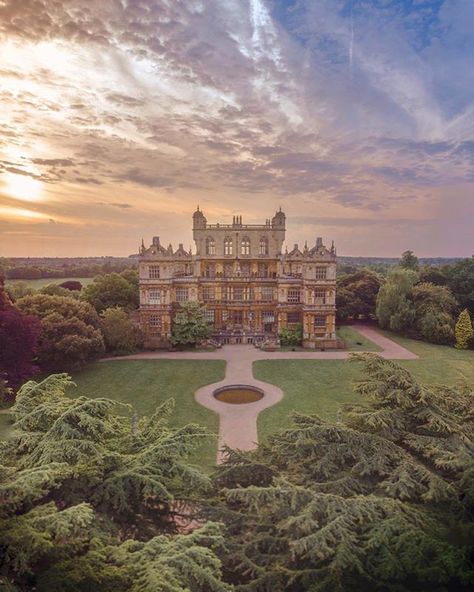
[0,0,472,256]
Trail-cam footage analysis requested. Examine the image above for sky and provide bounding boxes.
[0,0,473,257]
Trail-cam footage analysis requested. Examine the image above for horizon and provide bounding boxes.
[1,1,473,257]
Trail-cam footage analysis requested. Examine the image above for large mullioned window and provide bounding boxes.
[315,266,327,280]
[224,237,233,255]
[149,288,162,304]
[148,265,160,279]
[259,237,268,255]
[206,237,216,255]
[241,237,250,255]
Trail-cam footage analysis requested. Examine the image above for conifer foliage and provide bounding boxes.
[0,374,229,591]
[209,354,474,592]
[455,308,474,349]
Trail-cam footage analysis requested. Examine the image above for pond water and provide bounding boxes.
[213,385,264,404]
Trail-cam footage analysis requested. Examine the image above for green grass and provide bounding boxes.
[337,325,383,351]
[71,360,225,470]
[5,277,94,289]
[254,329,474,442]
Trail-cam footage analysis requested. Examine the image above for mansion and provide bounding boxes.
[138,208,338,348]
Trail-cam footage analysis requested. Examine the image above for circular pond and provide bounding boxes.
[213,385,264,404]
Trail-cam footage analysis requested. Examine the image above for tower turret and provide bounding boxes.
[192,205,207,230]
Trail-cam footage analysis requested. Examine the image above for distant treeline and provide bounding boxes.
[1,254,467,280]
[1,257,138,280]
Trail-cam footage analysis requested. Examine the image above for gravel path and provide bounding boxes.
[103,326,417,462]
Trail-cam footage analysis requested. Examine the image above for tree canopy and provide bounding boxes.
[0,278,41,393]
[208,354,474,592]
[336,269,382,321]
[171,302,213,348]
[15,294,104,370]
[82,272,139,313]
[0,374,229,591]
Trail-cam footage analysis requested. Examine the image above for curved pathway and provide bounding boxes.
[103,325,417,461]
[195,350,283,463]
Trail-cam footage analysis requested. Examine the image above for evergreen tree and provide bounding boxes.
[455,308,474,349]
[208,354,474,592]
[0,374,229,591]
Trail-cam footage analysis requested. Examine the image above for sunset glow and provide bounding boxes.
[0,0,473,257]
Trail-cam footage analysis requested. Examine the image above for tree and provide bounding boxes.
[336,270,382,321]
[0,278,41,393]
[40,283,73,297]
[16,294,104,371]
[101,307,142,355]
[400,250,419,271]
[59,280,83,291]
[279,324,303,347]
[444,257,474,317]
[171,302,213,348]
[208,354,474,591]
[0,374,229,591]
[82,272,139,313]
[5,280,35,301]
[375,268,417,332]
[455,309,474,349]
[411,282,457,344]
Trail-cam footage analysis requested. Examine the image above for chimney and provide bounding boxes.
[152,236,160,246]
[316,237,323,248]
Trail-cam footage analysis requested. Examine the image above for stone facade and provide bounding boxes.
[138,208,338,348]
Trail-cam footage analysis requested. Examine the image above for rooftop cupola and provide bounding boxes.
[192,205,207,229]
[271,207,286,229]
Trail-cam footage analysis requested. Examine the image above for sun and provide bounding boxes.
[3,172,44,202]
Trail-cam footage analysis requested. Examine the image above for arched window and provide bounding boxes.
[224,237,233,255]
[206,236,215,255]
[241,236,250,255]
[259,237,268,255]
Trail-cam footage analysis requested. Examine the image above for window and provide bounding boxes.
[224,237,233,255]
[202,287,215,301]
[149,314,161,328]
[204,309,215,323]
[263,311,275,322]
[204,263,215,278]
[206,237,216,255]
[176,287,189,302]
[261,287,273,302]
[314,316,326,328]
[149,265,160,279]
[258,263,268,278]
[241,236,250,255]
[149,288,161,304]
[233,286,244,301]
[287,289,301,303]
[259,237,268,255]
[314,288,326,304]
[315,266,327,280]
[287,312,301,324]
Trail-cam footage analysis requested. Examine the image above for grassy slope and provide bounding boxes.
[71,360,225,470]
[5,277,94,289]
[254,329,474,442]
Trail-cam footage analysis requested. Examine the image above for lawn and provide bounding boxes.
[71,360,225,470]
[337,325,382,351]
[5,277,94,289]
[254,329,474,442]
